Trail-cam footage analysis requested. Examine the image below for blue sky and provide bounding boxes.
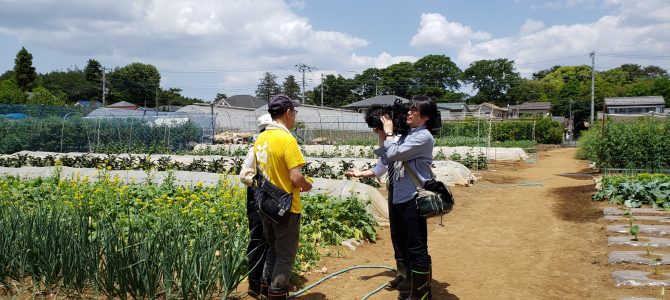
[1,0,669,101]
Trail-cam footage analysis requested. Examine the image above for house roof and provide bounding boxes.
[107,101,138,109]
[342,95,410,109]
[217,95,267,109]
[436,102,467,111]
[605,96,665,106]
[473,102,508,111]
[508,102,551,110]
[75,100,103,108]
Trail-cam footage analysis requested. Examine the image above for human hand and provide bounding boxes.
[345,169,362,178]
[380,115,393,135]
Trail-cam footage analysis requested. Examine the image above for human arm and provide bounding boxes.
[289,166,312,192]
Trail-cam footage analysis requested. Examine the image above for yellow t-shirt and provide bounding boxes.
[254,128,306,213]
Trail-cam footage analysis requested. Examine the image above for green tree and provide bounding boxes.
[411,54,461,101]
[380,62,415,99]
[14,47,37,92]
[83,59,103,100]
[39,68,89,103]
[255,72,281,102]
[532,65,561,80]
[107,62,161,107]
[314,74,356,107]
[158,87,203,107]
[462,58,520,106]
[352,68,384,99]
[282,75,301,100]
[0,79,28,104]
[27,87,66,106]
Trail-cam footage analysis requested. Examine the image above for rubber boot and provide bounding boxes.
[397,264,412,300]
[259,280,269,300]
[267,287,289,300]
[386,260,408,290]
[404,265,431,300]
[248,279,261,299]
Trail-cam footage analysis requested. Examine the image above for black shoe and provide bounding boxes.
[268,287,289,300]
[387,260,408,290]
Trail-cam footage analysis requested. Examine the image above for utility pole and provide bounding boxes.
[590,51,595,126]
[296,63,313,104]
[155,86,159,114]
[320,73,324,106]
[102,68,106,107]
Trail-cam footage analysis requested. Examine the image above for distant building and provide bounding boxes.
[471,102,508,119]
[157,105,184,112]
[604,96,665,115]
[507,102,552,118]
[437,102,469,120]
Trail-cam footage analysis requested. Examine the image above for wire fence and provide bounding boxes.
[0,104,564,155]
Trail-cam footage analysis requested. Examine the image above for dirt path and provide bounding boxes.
[289,148,660,299]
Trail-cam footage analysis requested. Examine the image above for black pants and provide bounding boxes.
[260,212,301,290]
[246,187,266,284]
[389,198,431,268]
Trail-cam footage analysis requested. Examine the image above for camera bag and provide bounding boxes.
[403,162,454,217]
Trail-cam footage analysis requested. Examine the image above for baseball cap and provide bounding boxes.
[257,113,272,131]
[268,94,300,115]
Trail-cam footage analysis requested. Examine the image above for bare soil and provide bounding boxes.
[286,148,669,299]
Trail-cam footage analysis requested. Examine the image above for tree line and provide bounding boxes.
[3,48,669,127]
[1,47,203,108]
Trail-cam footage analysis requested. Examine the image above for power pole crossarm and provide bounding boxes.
[296,63,314,104]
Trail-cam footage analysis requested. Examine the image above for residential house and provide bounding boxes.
[507,102,552,118]
[604,96,665,115]
[471,102,508,119]
[437,102,469,120]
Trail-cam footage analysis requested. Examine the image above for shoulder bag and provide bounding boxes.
[403,161,454,217]
[252,153,293,224]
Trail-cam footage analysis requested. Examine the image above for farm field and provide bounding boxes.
[292,148,663,300]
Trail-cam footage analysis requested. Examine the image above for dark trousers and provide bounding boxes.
[246,187,266,284]
[389,199,431,268]
[388,182,406,263]
[260,212,301,290]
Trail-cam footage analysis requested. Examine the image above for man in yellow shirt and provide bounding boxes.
[254,94,312,300]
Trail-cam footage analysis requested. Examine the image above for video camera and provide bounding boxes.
[365,98,410,135]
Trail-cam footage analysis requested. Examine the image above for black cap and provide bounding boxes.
[268,94,300,114]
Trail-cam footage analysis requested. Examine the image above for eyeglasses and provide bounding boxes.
[293,109,299,115]
[409,107,419,112]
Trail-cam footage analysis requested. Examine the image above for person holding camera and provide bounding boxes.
[374,95,440,300]
[254,94,312,300]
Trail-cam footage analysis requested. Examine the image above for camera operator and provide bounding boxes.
[374,95,440,300]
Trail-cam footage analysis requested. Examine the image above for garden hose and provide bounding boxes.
[288,265,396,299]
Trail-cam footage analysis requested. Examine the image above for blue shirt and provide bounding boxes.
[374,126,434,204]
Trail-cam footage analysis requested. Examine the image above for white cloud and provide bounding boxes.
[456,0,670,74]
[532,0,600,9]
[350,52,418,69]
[519,19,546,35]
[0,0,416,98]
[410,13,491,49]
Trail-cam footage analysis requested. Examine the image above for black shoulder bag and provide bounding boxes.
[252,153,293,224]
[403,161,454,218]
